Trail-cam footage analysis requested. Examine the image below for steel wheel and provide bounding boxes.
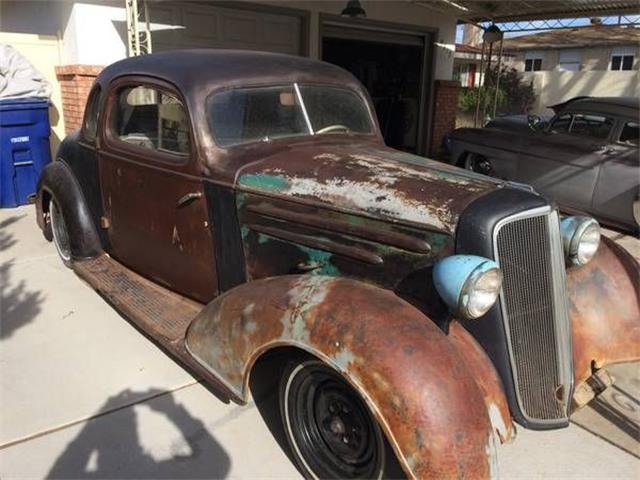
[50,199,72,265]
[281,360,386,479]
[464,154,494,176]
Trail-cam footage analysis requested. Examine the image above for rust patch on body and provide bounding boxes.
[236,141,499,234]
[567,237,640,399]
[186,275,501,479]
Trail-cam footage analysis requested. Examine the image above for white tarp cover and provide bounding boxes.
[0,44,52,100]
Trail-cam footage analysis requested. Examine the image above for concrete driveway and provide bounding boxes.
[1,206,638,479]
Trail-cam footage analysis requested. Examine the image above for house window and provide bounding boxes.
[611,46,635,71]
[524,51,544,72]
[558,49,581,72]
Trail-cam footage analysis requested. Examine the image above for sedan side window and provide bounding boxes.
[570,114,614,140]
[619,122,639,146]
[112,85,190,155]
[550,114,572,134]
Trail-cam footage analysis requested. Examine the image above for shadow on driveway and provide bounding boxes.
[47,388,231,479]
[1,214,45,339]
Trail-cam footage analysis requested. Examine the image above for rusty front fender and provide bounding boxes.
[568,237,640,392]
[185,275,511,479]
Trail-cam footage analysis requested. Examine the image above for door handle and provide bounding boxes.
[176,191,203,208]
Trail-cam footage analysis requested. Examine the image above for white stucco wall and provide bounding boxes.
[524,70,640,115]
[62,3,127,65]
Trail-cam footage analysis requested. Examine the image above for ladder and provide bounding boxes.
[125,0,152,56]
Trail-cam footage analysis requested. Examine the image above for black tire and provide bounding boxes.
[280,359,387,480]
[463,153,495,177]
[49,198,72,267]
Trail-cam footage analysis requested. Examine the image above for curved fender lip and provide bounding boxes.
[186,275,503,479]
[36,160,102,259]
[568,236,640,394]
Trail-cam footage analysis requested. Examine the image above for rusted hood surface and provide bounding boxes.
[235,141,500,234]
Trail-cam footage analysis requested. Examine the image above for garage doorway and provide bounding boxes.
[321,19,434,154]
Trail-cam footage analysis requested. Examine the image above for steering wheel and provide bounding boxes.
[316,124,350,135]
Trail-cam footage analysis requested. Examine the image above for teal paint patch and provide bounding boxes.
[257,233,271,245]
[428,233,451,251]
[236,192,247,209]
[238,173,289,192]
[296,244,340,276]
[240,224,251,240]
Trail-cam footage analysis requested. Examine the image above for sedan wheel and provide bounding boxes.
[50,199,72,266]
[280,360,386,479]
[464,154,494,176]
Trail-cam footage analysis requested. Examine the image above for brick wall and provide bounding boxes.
[429,79,460,159]
[55,65,104,134]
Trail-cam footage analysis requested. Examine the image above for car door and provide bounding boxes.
[591,119,639,229]
[99,77,218,303]
[513,112,614,212]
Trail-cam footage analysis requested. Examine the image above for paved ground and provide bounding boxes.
[1,206,638,479]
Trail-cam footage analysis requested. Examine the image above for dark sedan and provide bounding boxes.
[448,97,639,232]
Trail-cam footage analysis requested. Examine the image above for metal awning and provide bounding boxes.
[415,1,640,31]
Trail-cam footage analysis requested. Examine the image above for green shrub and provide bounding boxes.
[457,65,536,119]
[458,86,506,113]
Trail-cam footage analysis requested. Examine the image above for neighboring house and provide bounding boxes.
[0,0,461,157]
[502,24,640,114]
[453,43,515,87]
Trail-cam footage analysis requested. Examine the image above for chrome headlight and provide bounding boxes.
[560,216,601,266]
[433,255,503,320]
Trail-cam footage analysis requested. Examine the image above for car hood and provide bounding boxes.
[234,141,501,234]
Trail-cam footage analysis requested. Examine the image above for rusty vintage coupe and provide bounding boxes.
[36,50,639,479]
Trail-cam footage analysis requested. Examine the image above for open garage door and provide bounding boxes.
[149,2,304,55]
[321,20,434,155]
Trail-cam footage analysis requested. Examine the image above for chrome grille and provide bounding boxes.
[495,209,571,422]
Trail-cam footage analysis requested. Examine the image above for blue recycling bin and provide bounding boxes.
[0,98,52,207]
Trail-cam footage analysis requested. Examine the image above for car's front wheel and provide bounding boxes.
[49,198,72,266]
[280,359,387,479]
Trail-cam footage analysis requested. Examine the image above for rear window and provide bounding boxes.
[570,114,613,140]
[208,84,373,147]
[619,121,639,146]
[550,112,614,140]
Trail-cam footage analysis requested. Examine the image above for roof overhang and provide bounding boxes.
[414,1,640,24]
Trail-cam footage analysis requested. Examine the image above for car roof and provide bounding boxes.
[97,49,362,97]
[556,96,639,118]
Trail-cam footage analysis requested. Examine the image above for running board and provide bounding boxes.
[73,255,238,403]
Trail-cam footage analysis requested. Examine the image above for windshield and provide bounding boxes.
[208,84,373,147]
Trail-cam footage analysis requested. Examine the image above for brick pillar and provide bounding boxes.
[55,65,104,134]
[429,79,460,159]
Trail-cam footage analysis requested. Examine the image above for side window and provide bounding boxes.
[550,113,572,134]
[83,86,101,142]
[619,122,639,146]
[569,114,614,140]
[112,85,190,155]
[524,51,544,72]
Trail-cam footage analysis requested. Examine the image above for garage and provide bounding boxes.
[320,18,434,153]
[148,2,306,56]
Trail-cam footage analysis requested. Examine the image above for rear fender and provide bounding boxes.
[36,160,102,259]
[186,275,511,479]
[568,236,640,390]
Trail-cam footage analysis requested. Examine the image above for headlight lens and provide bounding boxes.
[433,255,503,320]
[560,216,601,266]
[462,267,503,319]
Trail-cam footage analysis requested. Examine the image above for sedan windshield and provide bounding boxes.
[208,84,373,147]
